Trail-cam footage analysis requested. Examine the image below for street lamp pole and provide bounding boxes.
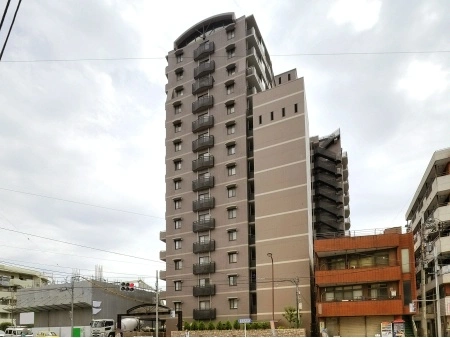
[267,253,274,322]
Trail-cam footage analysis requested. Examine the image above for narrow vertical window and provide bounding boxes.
[294,103,298,113]
[259,115,262,124]
[270,112,274,121]
[282,107,285,117]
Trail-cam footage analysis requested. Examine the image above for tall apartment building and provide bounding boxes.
[406,147,450,336]
[161,13,349,335]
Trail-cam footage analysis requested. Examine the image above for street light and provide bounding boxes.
[267,252,274,323]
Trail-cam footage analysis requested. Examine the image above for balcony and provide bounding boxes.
[159,250,166,262]
[314,147,342,163]
[317,298,403,317]
[159,231,166,243]
[247,87,257,96]
[193,308,216,320]
[315,200,343,219]
[193,197,215,212]
[194,41,215,61]
[192,155,214,172]
[194,60,215,79]
[192,115,214,133]
[159,270,166,281]
[193,284,216,297]
[192,176,214,191]
[193,218,215,232]
[315,186,343,205]
[314,158,342,177]
[192,95,214,114]
[316,265,401,286]
[193,240,216,254]
[192,77,214,95]
[246,67,262,92]
[193,262,215,275]
[314,172,342,191]
[192,135,214,152]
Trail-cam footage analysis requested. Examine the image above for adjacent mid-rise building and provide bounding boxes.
[406,147,450,336]
[161,13,349,335]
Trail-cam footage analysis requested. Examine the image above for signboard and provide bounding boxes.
[239,318,252,324]
[381,322,393,337]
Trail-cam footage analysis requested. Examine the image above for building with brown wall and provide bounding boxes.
[314,227,417,336]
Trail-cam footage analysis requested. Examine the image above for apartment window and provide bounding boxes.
[259,115,262,124]
[174,159,182,171]
[176,53,183,63]
[174,198,182,210]
[226,84,234,95]
[175,88,184,97]
[174,121,181,133]
[227,104,235,115]
[227,186,236,198]
[227,48,235,59]
[294,103,298,113]
[227,123,235,135]
[174,179,181,190]
[229,298,238,309]
[174,280,182,291]
[176,70,183,81]
[270,111,274,120]
[228,229,237,241]
[325,285,362,301]
[369,283,388,300]
[199,278,210,286]
[282,107,285,117]
[227,29,235,40]
[228,207,237,219]
[174,104,182,115]
[174,140,182,152]
[174,302,182,311]
[227,143,236,155]
[199,256,210,264]
[198,234,209,243]
[228,275,238,286]
[174,218,182,229]
[288,74,291,81]
[199,300,210,310]
[174,260,183,270]
[227,165,236,176]
[278,77,281,85]
[227,66,236,76]
[174,239,182,250]
[228,251,238,263]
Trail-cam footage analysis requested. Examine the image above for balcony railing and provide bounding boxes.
[159,231,166,242]
[194,61,215,79]
[193,308,216,320]
[192,176,214,191]
[193,240,215,253]
[194,42,215,61]
[192,155,214,172]
[192,115,214,133]
[193,262,215,275]
[193,218,215,232]
[314,147,342,163]
[192,135,214,152]
[159,250,166,261]
[192,77,214,95]
[193,284,216,297]
[192,95,214,114]
[193,197,215,212]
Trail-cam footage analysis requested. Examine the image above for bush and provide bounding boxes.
[216,321,224,330]
[233,319,240,330]
[190,321,198,331]
[207,321,215,330]
[0,322,13,332]
[260,321,270,329]
[251,322,260,330]
[198,321,206,331]
[183,322,190,331]
[225,321,232,330]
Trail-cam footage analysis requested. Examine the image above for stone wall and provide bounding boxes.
[170,328,306,337]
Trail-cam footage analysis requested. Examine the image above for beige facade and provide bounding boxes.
[161,13,346,336]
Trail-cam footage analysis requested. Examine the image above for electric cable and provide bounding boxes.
[0,0,22,61]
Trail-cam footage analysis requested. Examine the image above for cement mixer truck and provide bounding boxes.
[90,318,139,337]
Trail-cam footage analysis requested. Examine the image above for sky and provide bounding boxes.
[0,0,449,289]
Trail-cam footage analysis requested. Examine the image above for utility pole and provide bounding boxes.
[293,278,300,328]
[155,270,159,338]
[420,221,428,337]
[434,244,442,337]
[71,276,74,337]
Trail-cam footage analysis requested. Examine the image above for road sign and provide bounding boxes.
[239,318,252,324]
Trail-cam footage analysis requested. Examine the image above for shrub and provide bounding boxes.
[216,321,224,330]
[0,322,13,332]
[190,321,198,331]
[207,321,215,330]
[251,322,260,330]
[225,321,232,330]
[198,321,206,330]
[233,319,240,330]
[183,322,190,331]
[260,321,270,329]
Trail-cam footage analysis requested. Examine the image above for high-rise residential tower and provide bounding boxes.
[161,13,349,335]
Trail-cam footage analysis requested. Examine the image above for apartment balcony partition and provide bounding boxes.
[193,262,215,275]
[192,176,215,191]
[192,77,214,95]
[314,147,342,163]
[194,41,214,61]
[193,218,215,232]
[192,115,214,133]
[194,60,215,79]
[192,96,214,114]
[192,155,214,172]
[193,308,216,320]
[159,270,166,281]
[193,197,215,212]
[193,284,216,297]
[246,67,263,92]
[315,186,343,205]
[315,214,343,231]
[315,200,344,220]
[193,240,216,254]
[159,250,166,262]
[159,231,166,243]
[314,172,342,191]
[192,135,214,152]
[314,158,342,177]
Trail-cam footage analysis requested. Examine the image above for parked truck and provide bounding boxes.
[90,318,139,337]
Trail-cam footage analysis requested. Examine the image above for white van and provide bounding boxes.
[4,327,33,337]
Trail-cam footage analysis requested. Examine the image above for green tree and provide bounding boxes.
[233,319,240,330]
[183,321,190,330]
[0,322,13,331]
[282,306,298,328]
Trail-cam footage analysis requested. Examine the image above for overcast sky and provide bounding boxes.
[0,0,448,288]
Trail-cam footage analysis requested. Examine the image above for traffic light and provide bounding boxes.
[120,282,135,291]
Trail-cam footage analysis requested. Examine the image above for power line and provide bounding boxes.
[0,0,22,61]
[0,186,164,219]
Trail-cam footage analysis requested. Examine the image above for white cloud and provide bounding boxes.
[397,60,448,101]
[327,0,382,32]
